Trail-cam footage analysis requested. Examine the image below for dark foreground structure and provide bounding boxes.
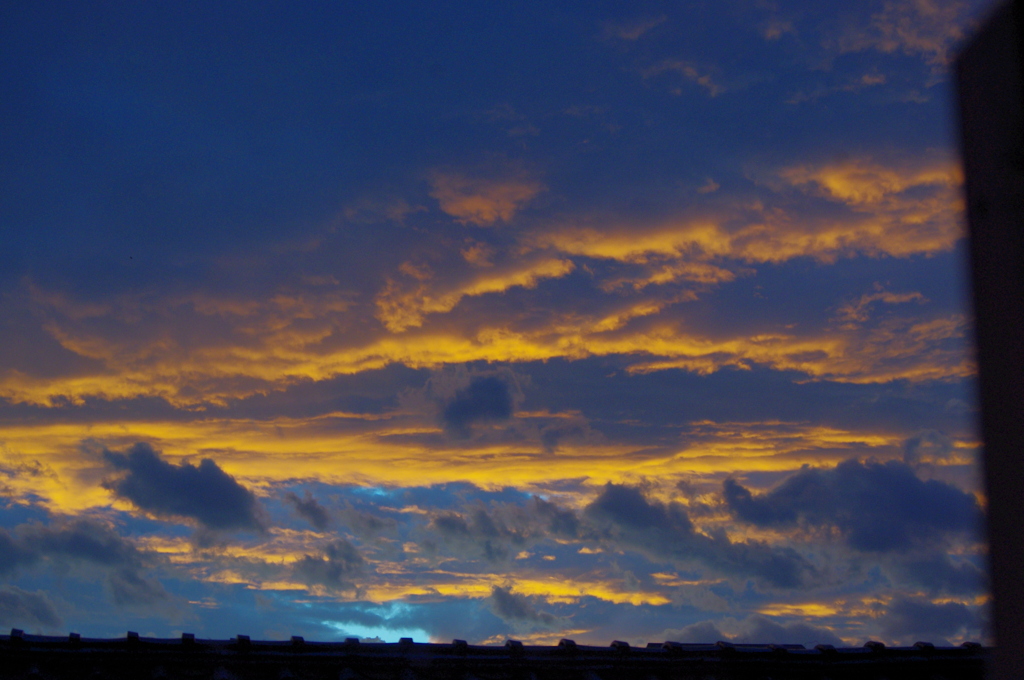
[958,1,1024,678]
[0,631,987,680]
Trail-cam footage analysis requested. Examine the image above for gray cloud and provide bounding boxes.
[104,442,266,531]
[528,496,581,539]
[108,567,171,607]
[586,483,811,588]
[21,517,143,567]
[338,506,399,539]
[903,430,955,465]
[292,539,364,592]
[285,491,331,530]
[733,615,845,647]
[722,459,981,551]
[880,597,978,644]
[427,505,530,563]
[442,376,514,436]
[0,586,62,630]
[4,517,172,609]
[489,585,563,631]
[663,615,844,647]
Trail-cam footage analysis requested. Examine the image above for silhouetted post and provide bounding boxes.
[957,2,1024,678]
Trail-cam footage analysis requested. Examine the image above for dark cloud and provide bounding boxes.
[285,491,331,530]
[21,518,142,567]
[723,459,981,551]
[426,503,538,563]
[0,586,62,630]
[0,528,38,575]
[880,597,977,643]
[337,505,399,539]
[104,442,265,531]
[442,376,514,436]
[586,484,811,588]
[6,518,173,609]
[898,554,986,595]
[489,586,563,630]
[528,496,581,538]
[292,539,364,592]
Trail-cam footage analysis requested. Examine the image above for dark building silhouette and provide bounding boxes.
[0,631,988,680]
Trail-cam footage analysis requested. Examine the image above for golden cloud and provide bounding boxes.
[375,258,575,332]
[0,287,968,408]
[0,155,969,408]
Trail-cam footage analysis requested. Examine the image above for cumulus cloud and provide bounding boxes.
[722,459,981,551]
[489,585,564,631]
[104,442,266,531]
[292,539,364,592]
[442,376,515,436]
[0,586,62,630]
[586,484,812,587]
[285,491,331,530]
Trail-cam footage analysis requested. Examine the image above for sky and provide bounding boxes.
[0,0,998,647]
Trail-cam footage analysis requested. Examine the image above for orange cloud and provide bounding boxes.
[780,156,961,209]
[429,171,543,226]
[834,285,927,327]
[375,258,575,332]
[828,0,974,68]
[0,411,964,519]
[0,286,968,409]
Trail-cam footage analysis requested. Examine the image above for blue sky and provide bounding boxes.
[0,0,996,645]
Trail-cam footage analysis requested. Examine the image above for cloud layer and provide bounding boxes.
[0,0,990,646]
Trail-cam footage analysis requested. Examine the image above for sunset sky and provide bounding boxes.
[0,0,997,646]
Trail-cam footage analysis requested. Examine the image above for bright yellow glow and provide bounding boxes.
[0,412,949,525]
[757,602,842,618]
